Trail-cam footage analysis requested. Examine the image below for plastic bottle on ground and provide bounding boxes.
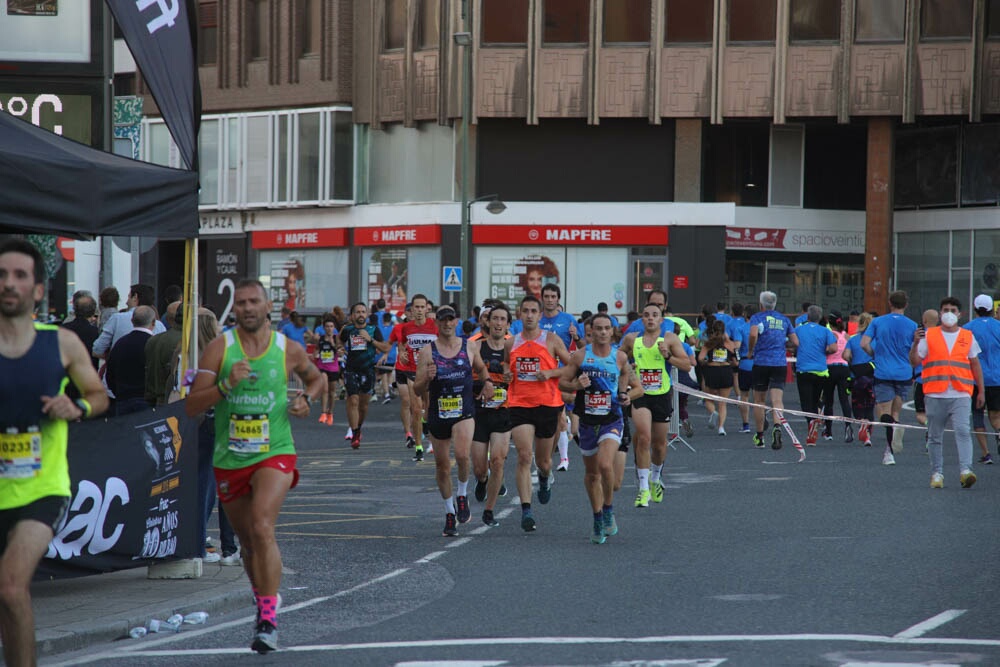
[183,611,209,625]
[128,627,147,639]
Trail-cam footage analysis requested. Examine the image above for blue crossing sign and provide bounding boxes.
[442,266,463,292]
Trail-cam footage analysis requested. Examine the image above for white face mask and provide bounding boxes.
[941,312,959,327]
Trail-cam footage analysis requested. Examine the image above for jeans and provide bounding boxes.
[925,395,973,475]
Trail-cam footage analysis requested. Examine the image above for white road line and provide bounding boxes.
[415,551,447,563]
[469,526,490,535]
[445,537,472,548]
[893,609,967,639]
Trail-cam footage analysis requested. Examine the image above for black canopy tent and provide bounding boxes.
[0,111,198,239]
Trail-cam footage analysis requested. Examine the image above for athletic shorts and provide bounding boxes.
[215,454,299,504]
[0,495,68,555]
[427,416,473,441]
[473,408,512,442]
[395,370,415,385]
[971,386,1000,425]
[738,369,753,392]
[631,391,672,423]
[577,419,624,455]
[913,383,926,414]
[320,369,341,382]
[752,365,787,392]
[874,378,912,404]
[703,365,735,390]
[344,370,376,396]
[509,405,561,439]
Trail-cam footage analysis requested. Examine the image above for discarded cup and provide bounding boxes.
[165,613,184,631]
[183,611,209,625]
[128,626,147,639]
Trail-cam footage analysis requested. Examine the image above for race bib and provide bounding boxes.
[0,426,42,479]
[640,369,662,392]
[437,395,463,419]
[350,333,367,352]
[483,386,507,409]
[517,357,540,381]
[584,391,611,416]
[228,413,270,453]
[320,349,334,362]
[711,348,728,363]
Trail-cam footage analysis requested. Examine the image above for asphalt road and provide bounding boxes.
[46,389,1000,667]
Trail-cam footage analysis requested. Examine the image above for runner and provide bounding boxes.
[822,311,853,442]
[468,303,513,527]
[558,314,641,543]
[388,303,414,447]
[620,302,690,508]
[698,316,739,437]
[794,305,837,446]
[186,278,325,653]
[339,302,391,449]
[414,305,492,536]
[730,303,753,433]
[0,239,109,667]
[538,284,582,469]
[964,294,1000,464]
[505,295,573,532]
[843,311,876,446]
[314,314,342,425]
[392,295,438,461]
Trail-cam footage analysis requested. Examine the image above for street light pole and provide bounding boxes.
[458,0,472,318]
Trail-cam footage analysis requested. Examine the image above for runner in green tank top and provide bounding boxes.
[187,279,324,654]
[620,302,691,508]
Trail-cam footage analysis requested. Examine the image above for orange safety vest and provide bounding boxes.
[921,327,975,395]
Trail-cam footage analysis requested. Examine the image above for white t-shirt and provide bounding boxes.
[917,329,981,398]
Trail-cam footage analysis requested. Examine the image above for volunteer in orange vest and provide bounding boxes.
[910,296,985,490]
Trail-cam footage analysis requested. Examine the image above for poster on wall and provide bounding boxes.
[366,248,408,311]
[270,255,306,314]
[7,0,58,16]
[203,238,245,325]
[488,252,565,311]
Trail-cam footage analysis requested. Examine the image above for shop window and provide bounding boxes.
[665,0,713,43]
[725,259,766,310]
[385,0,406,50]
[789,0,840,42]
[300,0,322,56]
[702,122,769,207]
[973,229,1000,298]
[896,232,950,319]
[544,0,590,44]
[894,126,959,208]
[483,0,529,44]
[247,0,268,60]
[803,123,867,210]
[769,125,803,207]
[418,0,440,49]
[921,0,973,39]
[990,0,1000,38]
[855,0,904,42]
[961,123,1000,205]
[198,1,218,66]
[260,249,349,316]
[728,0,775,43]
[297,113,322,202]
[604,0,651,44]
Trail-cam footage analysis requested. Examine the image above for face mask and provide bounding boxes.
[941,312,958,327]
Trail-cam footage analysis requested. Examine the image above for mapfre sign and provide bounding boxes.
[473,225,668,246]
[353,225,441,246]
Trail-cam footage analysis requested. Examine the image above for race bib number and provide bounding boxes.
[437,395,463,419]
[711,348,728,363]
[350,334,367,352]
[584,391,611,416]
[483,386,507,409]
[0,427,42,479]
[517,357,540,381]
[640,369,662,391]
[228,414,270,453]
[320,349,334,362]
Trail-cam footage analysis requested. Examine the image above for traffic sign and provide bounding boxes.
[442,266,463,292]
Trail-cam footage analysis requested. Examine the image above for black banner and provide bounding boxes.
[35,402,200,580]
[106,0,201,171]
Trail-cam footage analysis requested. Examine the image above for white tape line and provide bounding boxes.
[894,609,967,639]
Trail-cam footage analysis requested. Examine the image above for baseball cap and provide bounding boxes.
[974,294,994,311]
[436,305,457,320]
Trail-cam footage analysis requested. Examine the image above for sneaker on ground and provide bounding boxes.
[891,425,904,453]
[412,448,424,462]
[708,411,719,428]
[882,450,896,465]
[718,427,726,436]
[960,469,977,488]
[425,444,434,454]
[537,476,553,504]
[442,513,458,537]
[351,432,361,449]
[456,495,471,523]
[482,510,499,527]
[739,424,751,434]
[806,419,821,446]
[752,433,765,448]
[203,551,221,564]
[382,394,392,405]
[344,427,353,441]
[771,425,783,450]
[650,480,664,503]
[251,620,278,654]
[979,453,994,464]
[521,512,536,532]
[823,434,833,441]
[602,510,618,537]
[591,517,606,545]
[405,434,415,449]
[845,424,854,443]
[220,550,241,566]
[499,483,507,497]
[634,489,650,508]
[556,458,569,471]
[474,478,487,502]
[318,413,327,424]
[681,419,694,437]
[930,472,944,489]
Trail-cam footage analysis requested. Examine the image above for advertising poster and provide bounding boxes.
[7,0,57,16]
[488,252,564,311]
[270,255,306,313]
[203,238,245,325]
[366,248,408,310]
[35,402,200,579]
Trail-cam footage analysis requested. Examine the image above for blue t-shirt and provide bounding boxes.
[377,322,397,364]
[539,311,579,349]
[964,316,1000,386]
[281,323,310,346]
[731,318,753,371]
[864,313,917,381]
[845,333,873,367]
[625,319,671,338]
[749,310,793,367]
[795,322,836,373]
[794,313,809,327]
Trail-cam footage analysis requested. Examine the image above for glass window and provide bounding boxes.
[483,0,529,44]
[418,0,439,49]
[724,259,766,309]
[665,0,713,43]
[198,1,218,66]
[260,249,349,315]
[989,0,1000,37]
[277,114,290,202]
[728,0,775,42]
[973,229,1000,298]
[952,230,971,269]
[604,0,651,44]
[147,123,174,167]
[332,111,354,200]
[544,0,590,44]
[961,123,1000,205]
[248,0,268,60]
[225,117,239,204]
[790,0,840,42]
[896,232,950,320]
[770,125,803,207]
[921,0,973,39]
[297,112,321,202]
[855,0,904,42]
[385,0,406,50]
[894,126,959,208]
[301,0,321,56]
[198,119,219,205]
[246,115,270,204]
[702,122,770,207]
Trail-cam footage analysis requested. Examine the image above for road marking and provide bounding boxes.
[415,551,446,563]
[395,662,510,667]
[445,537,472,548]
[893,609,967,639]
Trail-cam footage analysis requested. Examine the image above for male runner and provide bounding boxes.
[0,240,109,667]
[339,302,391,449]
[505,295,573,532]
[186,278,325,653]
[388,303,413,445]
[537,284,582,468]
[392,294,438,461]
[414,306,492,536]
[965,294,1000,461]
[620,302,691,507]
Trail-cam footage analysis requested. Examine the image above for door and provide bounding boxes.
[633,258,666,311]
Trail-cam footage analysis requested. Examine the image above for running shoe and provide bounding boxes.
[442,513,458,537]
[602,509,618,537]
[891,425,904,453]
[930,473,944,489]
[351,432,361,449]
[752,433,765,448]
[591,516,606,544]
[650,480,664,503]
[425,444,434,455]
[996,432,1000,455]
[718,427,726,436]
[203,550,221,564]
[482,510,499,527]
[474,478,487,502]
[412,447,424,462]
[634,489,650,508]
[405,433,415,449]
[708,411,719,429]
[806,419,821,446]
[882,450,896,465]
[739,423,751,434]
[537,476,553,504]
[382,394,392,405]
[979,453,994,464]
[859,423,872,446]
[344,427,353,441]
[318,413,327,424]
[521,511,536,532]
[845,424,854,443]
[771,424,783,450]
[251,620,278,654]
[960,469,977,489]
[456,495,471,523]
[556,458,569,471]
[681,419,694,437]
[220,550,242,566]
[823,433,833,441]
[499,483,507,497]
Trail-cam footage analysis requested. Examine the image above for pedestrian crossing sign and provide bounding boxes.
[443,266,463,292]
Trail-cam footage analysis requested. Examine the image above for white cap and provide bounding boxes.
[974,294,994,311]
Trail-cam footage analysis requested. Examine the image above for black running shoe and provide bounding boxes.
[482,510,499,527]
[412,448,424,462]
[443,513,458,537]
[752,433,765,448]
[251,620,278,654]
[521,513,536,532]
[845,424,854,443]
[499,483,507,497]
[405,434,415,449]
[537,476,552,504]
[456,495,471,523]
[474,478,487,502]
[771,424,783,450]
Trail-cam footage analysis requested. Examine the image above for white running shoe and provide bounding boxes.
[344,427,353,441]
[882,450,896,466]
[891,425,904,453]
[556,458,569,471]
[708,411,719,428]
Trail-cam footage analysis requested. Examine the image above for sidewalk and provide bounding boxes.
[30,561,249,658]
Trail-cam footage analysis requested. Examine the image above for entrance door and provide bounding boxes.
[633,258,666,311]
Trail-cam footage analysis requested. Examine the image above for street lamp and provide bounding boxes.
[456,0,474,316]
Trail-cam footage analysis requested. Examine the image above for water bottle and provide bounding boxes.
[183,611,209,625]
[128,626,147,639]
[164,613,184,631]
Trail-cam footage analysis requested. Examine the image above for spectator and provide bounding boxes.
[98,286,120,329]
[145,300,184,406]
[93,283,166,358]
[61,289,92,324]
[596,302,620,331]
[106,305,157,416]
[160,284,183,328]
[277,305,292,331]
[61,293,99,372]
